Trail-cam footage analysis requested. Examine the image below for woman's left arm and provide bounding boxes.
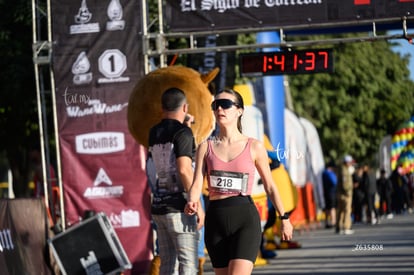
[252,139,293,241]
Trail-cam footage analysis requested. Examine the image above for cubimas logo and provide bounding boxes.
[75,132,125,154]
[83,168,124,199]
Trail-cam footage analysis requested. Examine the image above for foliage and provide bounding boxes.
[0,0,40,196]
[288,34,414,164]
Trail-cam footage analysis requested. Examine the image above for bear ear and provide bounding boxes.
[200,67,219,85]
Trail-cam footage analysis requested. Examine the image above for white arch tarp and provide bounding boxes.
[284,109,307,187]
[299,117,325,210]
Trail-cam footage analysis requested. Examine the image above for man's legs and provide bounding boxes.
[329,207,336,228]
[152,214,178,274]
[343,195,354,234]
[336,196,345,232]
[169,212,199,275]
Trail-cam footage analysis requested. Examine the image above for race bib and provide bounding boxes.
[209,170,249,194]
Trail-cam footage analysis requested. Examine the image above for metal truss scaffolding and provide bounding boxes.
[142,0,414,73]
[32,0,65,230]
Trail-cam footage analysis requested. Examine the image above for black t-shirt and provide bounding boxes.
[148,119,195,214]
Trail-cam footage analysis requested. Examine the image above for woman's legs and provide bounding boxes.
[213,259,254,275]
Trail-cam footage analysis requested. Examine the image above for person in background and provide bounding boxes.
[185,89,293,275]
[322,160,338,229]
[390,164,413,214]
[336,155,355,235]
[401,170,413,214]
[147,87,204,275]
[362,164,379,224]
[30,149,57,199]
[352,165,365,223]
[408,172,414,211]
[376,168,394,219]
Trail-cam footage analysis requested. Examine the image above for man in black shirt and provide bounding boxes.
[147,87,203,275]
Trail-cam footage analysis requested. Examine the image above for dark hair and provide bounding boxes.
[215,89,244,133]
[326,160,336,168]
[161,87,186,111]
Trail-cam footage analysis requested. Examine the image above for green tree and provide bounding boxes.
[0,0,40,197]
[288,34,414,164]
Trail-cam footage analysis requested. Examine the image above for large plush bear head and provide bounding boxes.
[127,65,219,148]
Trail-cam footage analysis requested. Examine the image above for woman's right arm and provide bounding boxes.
[186,141,208,215]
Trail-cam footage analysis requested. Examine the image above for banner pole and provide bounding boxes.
[142,0,150,74]
[32,0,51,215]
[157,0,166,67]
[47,0,65,230]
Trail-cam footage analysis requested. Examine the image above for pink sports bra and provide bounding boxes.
[205,138,256,196]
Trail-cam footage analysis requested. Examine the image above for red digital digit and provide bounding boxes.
[262,55,268,72]
[273,54,285,71]
[293,54,298,70]
[305,52,315,71]
[318,51,328,68]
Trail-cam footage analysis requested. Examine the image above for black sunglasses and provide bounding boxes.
[211,99,239,111]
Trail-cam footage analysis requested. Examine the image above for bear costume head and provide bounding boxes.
[127,66,219,148]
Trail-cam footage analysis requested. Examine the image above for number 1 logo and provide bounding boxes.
[98,49,127,79]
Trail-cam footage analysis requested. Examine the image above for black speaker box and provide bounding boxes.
[49,212,131,275]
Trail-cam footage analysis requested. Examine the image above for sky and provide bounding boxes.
[388,29,414,80]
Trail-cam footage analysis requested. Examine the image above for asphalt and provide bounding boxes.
[202,212,414,275]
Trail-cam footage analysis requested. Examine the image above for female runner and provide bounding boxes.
[185,89,293,275]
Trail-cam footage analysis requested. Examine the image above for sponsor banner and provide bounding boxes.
[165,0,414,31]
[51,0,151,273]
[0,199,52,275]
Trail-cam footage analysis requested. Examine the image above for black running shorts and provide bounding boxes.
[205,196,262,268]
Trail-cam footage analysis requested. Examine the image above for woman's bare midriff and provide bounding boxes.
[209,194,241,201]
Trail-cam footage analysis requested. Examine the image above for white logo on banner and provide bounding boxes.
[98,49,130,83]
[70,0,100,34]
[84,168,124,198]
[200,0,238,12]
[109,210,140,228]
[76,132,125,154]
[94,168,112,186]
[191,0,322,13]
[106,0,125,31]
[65,97,128,118]
[72,52,93,85]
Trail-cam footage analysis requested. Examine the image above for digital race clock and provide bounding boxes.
[239,49,334,76]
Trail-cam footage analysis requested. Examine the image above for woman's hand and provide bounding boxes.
[185,201,198,216]
[196,206,205,230]
[281,219,294,241]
